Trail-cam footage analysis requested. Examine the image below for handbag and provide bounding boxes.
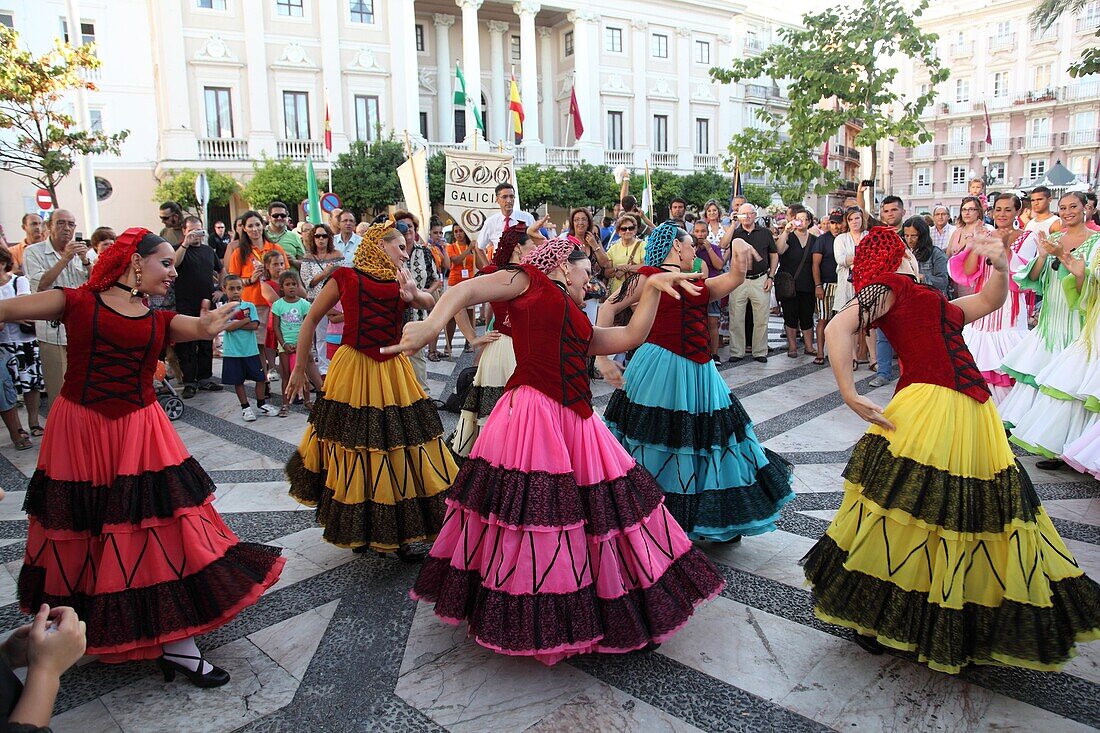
[774,237,813,301]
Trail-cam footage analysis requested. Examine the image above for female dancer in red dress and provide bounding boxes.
[7,228,285,687]
[384,236,724,665]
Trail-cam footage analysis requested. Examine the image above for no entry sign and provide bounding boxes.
[35,189,53,210]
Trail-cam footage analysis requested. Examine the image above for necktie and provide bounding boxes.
[504,216,510,231]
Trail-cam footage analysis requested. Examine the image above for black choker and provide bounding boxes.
[113,281,144,297]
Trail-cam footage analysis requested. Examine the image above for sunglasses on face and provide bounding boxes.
[270,213,288,219]
[619,226,636,232]
[159,215,172,222]
[313,233,330,239]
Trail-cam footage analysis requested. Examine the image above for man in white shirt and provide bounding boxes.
[22,209,90,397]
[930,205,956,251]
[1025,186,1063,237]
[332,210,362,260]
[476,183,534,251]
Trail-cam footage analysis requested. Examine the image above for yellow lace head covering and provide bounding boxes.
[352,218,398,281]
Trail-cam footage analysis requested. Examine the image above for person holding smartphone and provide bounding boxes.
[174,216,224,397]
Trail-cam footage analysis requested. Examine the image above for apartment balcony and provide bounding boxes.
[950,42,973,57]
[910,143,935,160]
[988,33,1016,51]
[745,83,768,101]
[1015,88,1058,105]
[1076,15,1100,33]
[945,141,972,157]
[948,181,968,193]
[693,153,719,170]
[1026,133,1054,150]
[513,145,527,166]
[983,137,1012,153]
[912,183,933,197]
[652,151,679,170]
[835,144,860,163]
[604,150,634,167]
[1065,79,1100,100]
[197,137,249,161]
[546,146,579,167]
[1031,23,1059,42]
[277,139,325,161]
[426,141,463,158]
[1066,128,1100,147]
[745,38,767,54]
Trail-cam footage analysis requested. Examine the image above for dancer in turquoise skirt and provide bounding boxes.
[598,223,794,542]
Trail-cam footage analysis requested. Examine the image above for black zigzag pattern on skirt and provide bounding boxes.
[604,390,752,450]
[308,396,445,451]
[663,449,794,531]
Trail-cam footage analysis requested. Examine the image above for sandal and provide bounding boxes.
[443,346,452,358]
[12,436,32,451]
[813,356,826,365]
[787,348,798,359]
[277,404,289,418]
[803,349,817,356]
[427,350,442,362]
[869,360,878,372]
[16,428,29,440]
[29,425,43,437]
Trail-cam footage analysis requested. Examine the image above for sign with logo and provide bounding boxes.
[443,150,515,234]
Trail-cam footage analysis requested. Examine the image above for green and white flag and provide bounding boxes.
[454,63,485,132]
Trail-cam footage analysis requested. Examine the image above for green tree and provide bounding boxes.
[552,163,616,209]
[427,152,446,207]
[331,139,406,217]
[1030,0,1099,76]
[241,156,307,211]
[678,171,733,210]
[0,27,129,206]
[154,168,239,210]
[515,164,557,211]
[741,184,772,208]
[710,0,948,199]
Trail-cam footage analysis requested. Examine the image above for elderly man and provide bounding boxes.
[23,210,90,397]
[333,210,362,261]
[726,203,777,363]
[930,204,956,251]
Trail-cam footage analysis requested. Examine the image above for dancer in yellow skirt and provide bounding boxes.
[285,220,457,562]
[803,226,1100,673]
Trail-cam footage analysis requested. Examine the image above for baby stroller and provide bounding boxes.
[153,361,184,421]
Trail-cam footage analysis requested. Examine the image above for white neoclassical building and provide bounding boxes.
[0,0,800,232]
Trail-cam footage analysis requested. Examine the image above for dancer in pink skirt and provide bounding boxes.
[383,236,725,665]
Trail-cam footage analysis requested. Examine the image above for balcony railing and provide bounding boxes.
[950,42,973,56]
[604,150,634,167]
[745,83,768,100]
[693,154,719,170]
[745,38,766,54]
[513,145,527,165]
[984,137,1011,153]
[546,146,579,166]
[1065,79,1100,100]
[652,151,679,170]
[948,181,968,193]
[912,183,932,196]
[197,137,249,161]
[277,139,325,160]
[988,33,1016,50]
[1026,133,1053,150]
[946,141,971,156]
[1031,23,1058,42]
[1076,15,1100,33]
[1067,129,1100,146]
[911,143,935,159]
[426,141,462,158]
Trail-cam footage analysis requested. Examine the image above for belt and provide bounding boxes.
[746,272,768,279]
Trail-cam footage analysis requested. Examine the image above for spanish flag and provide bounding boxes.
[509,67,524,143]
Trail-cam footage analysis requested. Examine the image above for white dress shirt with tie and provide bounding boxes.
[476,210,535,251]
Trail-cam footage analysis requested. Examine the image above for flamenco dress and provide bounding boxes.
[1057,244,1100,478]
[803,273,1100,673]
[19,288,285,662]
[1002,232,1100,457]
[604,266,794,541]
[450,264,518,459]
[286,267,457,551]
[947,232,1036,405]
[412,265,724,665]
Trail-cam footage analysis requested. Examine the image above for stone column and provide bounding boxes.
[241,0,275,158]
[538,27,555,147]
[675,26,693,171]
[388,0,420,136]
[567,9,601,162]
[151,0,195,160]
[716,33,734,166]
[488,20,509,145]
[514,1,542,159]
[456,0,484,144]
[631,20,648,163]
[434,14,456,143]
[319,0,346,155]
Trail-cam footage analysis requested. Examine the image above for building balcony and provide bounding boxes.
[1015,89,1058,105]
[745,83,768,101]
[513,145,527,166]
[693,153,719,170]
[605,149,634,167]
[1031,23,1059,42]
[950,42,973,57]
[652,151,679,170]
[197,137,249,161]
[745,38,767,54]
[988,33,1016,51]
[912,183,933,196]
[945,141,972,157]
[1076,15,1100,33]
[1026,133,1054,150]
[426,141,463,158]
[911,143,935,160]
[546,146,579,167]
[982,137,1012,153]
[948,181,968,193]
[277,139,325,161]
[1065,79,1100,100]
[1066,128,1100,147]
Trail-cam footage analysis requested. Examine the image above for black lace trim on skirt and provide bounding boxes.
[448,458,665,535]
[604,390,751,450]
[286,452,447,550]
[308,396,445,451]
[461,385,506,419]
[663,449,794,532]
[18,542,282,651]
[845,433,1041,533]
[22,458,216,535]
[413,549,722,653]
[804,534,1100,670]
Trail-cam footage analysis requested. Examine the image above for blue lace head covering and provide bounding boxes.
[644,221,681,267]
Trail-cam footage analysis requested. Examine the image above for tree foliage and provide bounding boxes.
[331,139,406,217]
[427,152,446,207]
[710,0,948,199]
[0,27,129,206]
[154,168,239,210]
[1030,0,1100,77]
[552,163,617,209]
[514,164,558,210]
[241,157,307,211]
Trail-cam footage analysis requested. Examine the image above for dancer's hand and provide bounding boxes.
[646,271,703,300]
[284,367,309,402]
[596,356,624,388]
[845,395,895,431]
[729,239,762,273]
[1059,250,1086,279]
[1036,231,1060,259]
[961,232,1009,272]
[28,605,86,677]
[471,331,502,351]
[381,319,438,355]
[198,299,239,337]
[396,269,417,302]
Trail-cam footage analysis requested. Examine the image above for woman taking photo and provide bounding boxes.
[226,211,288,380]
[776,210,818,357]
[299,223,346,376]
[567,208,612,323]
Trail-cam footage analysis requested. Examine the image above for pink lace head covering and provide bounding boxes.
[520,234,580,273]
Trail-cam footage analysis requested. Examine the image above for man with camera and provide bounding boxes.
[174,216,224,397]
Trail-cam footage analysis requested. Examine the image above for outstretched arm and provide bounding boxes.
[169,300,242,343]
[825,299,896,431]
[0,289,65,325]
[589,272,702,356]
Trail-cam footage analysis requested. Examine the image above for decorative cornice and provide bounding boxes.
[487,20,510,34]
[272,42,317,69]
[648,78,677,99]
[631,19,648,31]
[346,47,388,76]
[567,9,599,24]
[692,82,719,104]
[537,27,553,39]
[601,74,631,96]
[513,1,541,17]
[675,27,692,38]
[418,68,437,94]
[718,34,733,44]
[455,0,484,11]
[193,35,242,66]
[433,13,456,28]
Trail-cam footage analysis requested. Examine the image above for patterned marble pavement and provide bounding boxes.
[0,323,1097,733]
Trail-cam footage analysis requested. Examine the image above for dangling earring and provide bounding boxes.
[132,268,143,297]
[565,277,573,287]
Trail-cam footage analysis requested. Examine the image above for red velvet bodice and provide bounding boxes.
[332,267,407,362]
[638,266,711,363]
[478,264,513,337]
[504,265,594,417]
[865,272,990,403]
[59,288,177,418]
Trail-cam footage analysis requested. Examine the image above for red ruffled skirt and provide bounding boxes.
[18,397,285,663]
[412,386,724,665]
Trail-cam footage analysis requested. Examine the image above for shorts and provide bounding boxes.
[0,360,17,412]
[0,341,44,393]
[817,284,837,321]
[222,355,267,386]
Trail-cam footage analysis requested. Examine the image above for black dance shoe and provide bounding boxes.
[156,652,231,688]
[715,534,742,545]
[851,632,886,655]
[396,545,425,564]
[352,544,373,554]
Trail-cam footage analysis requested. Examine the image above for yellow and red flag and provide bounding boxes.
[509,68,524,143]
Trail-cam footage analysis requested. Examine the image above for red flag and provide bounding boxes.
[983,102,992,145]
[324,99,332,154]
[821,140,830,168]
[569,82,584,140]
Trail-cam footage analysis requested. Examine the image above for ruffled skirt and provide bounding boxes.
[803,383,1100,673]
[412,386,724,665]
[19,398,284,662]
[450,333,515,458]
[286,345,457,551]
[604,343,794,540]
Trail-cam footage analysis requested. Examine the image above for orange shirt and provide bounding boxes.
[446,243,477,286]
[9,241,29,270]
[227,241,288,305]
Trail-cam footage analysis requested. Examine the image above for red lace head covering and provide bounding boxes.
[852,226,906,292]
[521,234,581,274]
[492,224,529,268]
[84,227,167,292]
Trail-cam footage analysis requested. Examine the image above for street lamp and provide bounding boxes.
[981,156,994,187]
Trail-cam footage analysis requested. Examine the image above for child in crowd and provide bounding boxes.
[220,275,277,422]
[258,250,285,380]
[272,270,322,416]
[325,300,344,361]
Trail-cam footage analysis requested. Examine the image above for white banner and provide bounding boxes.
[443,149,515,234]
[397,148,430,233]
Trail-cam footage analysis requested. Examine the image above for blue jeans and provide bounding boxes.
[875,329,896,380]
